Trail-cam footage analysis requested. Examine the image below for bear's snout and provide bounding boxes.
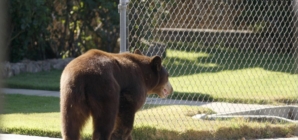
[161,81,173,98]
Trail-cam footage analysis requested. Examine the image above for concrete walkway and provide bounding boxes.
[2,88,60,97]
[146,97,274,114]
[1,88,297,140]
[0,134,61,140]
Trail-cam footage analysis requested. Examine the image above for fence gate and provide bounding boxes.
[125,0,298,139]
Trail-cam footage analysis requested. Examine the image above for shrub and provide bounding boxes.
[8,0,120,62]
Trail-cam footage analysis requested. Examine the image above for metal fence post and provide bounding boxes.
[294,0,298,74]
[0,0,7,115]
[118,0,129,53]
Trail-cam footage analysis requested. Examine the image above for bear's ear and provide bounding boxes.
[134,49,143,55]
[151,56,162,71]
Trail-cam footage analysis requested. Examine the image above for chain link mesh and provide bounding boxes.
[128,0,298,139]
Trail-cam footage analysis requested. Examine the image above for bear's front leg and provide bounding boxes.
[111,111,135,140]
[111,96,137,140]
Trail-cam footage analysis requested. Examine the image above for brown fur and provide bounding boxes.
[60,49,172,140]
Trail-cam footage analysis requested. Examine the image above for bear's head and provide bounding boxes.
[134,49,173,98]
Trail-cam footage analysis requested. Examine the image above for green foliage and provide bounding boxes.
[8,0,52,62]
[50,0,120,58]
[8,0,120,62]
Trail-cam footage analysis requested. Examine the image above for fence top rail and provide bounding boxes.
[157,28,254,33]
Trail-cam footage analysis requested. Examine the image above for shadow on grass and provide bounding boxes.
[166,91,298,105]
[1,127,62,138]
[164,47,296,77]
[170,91,214,102]
[2,94,59,114]
[132,124,297,140]
[3,70,62,91]
[1,123,297,140]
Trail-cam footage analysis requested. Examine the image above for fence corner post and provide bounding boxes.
[119,0,129,53]
[293,0,298,74]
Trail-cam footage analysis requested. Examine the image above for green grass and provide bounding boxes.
[1,94,297,140]
[4,70,61,91]
[3,48,298,104]
[164,48,298,104]
[2,94,59,114]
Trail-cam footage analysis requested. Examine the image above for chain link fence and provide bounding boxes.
[126,0,298,139]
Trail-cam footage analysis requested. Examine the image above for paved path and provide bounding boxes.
[0,134,62,140]
[2,88,60,97]
[146,97,274,114]
[1,88,297,140]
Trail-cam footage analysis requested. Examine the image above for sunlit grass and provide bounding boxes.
[165,49,298,104]
[170,68,298,102]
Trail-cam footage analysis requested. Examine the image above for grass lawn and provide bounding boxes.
[4,70,61,91]
[4,48,298,104]
[165,49,298,104]
[1,94,297,140]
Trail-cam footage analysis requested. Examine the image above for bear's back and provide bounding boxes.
[61,49,149,87]
[66,49,116,72]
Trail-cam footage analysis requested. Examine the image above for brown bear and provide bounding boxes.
[60,49,173,140]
